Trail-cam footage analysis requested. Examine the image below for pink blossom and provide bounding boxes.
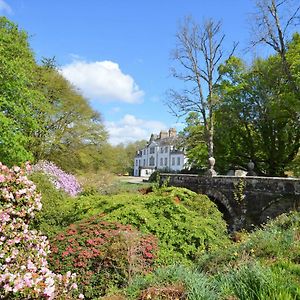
[0,174,5,182]
[0,162,83,299]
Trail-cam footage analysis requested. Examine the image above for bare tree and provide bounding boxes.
[251,0,300,92]
[167,17,237,165]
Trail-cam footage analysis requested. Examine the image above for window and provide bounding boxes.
[177,157,180,165]
[160,147,163,153]
[164,146,168,153]
[164,157,168,166]
[150,147,155,154]
[143,159,146,166]
[143,149,146,155]
[160,158,163,166]
[172,157,175,166]
[149,156,155,166]
[135,160,138,166]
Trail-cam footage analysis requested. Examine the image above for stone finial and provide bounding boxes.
[247,160,256,176]
[206,156,217,176]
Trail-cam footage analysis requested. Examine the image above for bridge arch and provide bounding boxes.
[205,189,237,230]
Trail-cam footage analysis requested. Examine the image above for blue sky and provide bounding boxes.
[1,0,258,144]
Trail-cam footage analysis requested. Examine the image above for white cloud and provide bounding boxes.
[0,0,12,14]
[60,60,144,104]
[105,114,167,145]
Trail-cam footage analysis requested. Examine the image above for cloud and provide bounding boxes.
[105,114,167,145]
[60,60,144,104]
[0,0,12,14]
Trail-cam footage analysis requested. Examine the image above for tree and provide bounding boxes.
[0,17,46,166]
[167,16,237,166]
[251,0,300,94]
[35,64,108,172]
[216,40,300,176]
[178,112,208,170]
[0,17,108,171]
[98,140,147,175]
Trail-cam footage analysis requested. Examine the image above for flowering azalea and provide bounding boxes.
[0,162,84,299]
[31,161,82,196]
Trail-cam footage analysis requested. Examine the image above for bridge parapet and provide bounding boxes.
[161,173,300,231]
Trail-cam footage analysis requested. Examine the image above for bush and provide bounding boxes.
[148,170,160,183]
[32,161,82,196]
[29,172,82,237]
[0,162,83,299]
[79,187,229,265]
[49,215,157,299]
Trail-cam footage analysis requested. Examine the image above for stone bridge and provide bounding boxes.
[160,173,300,231]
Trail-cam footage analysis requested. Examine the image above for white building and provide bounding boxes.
[133,128,188,177]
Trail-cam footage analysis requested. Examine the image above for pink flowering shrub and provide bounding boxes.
[32,161,82,197]
[49,214,157,299]
[0,162,84,299]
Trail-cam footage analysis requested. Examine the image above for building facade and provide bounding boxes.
[133,128,188,177]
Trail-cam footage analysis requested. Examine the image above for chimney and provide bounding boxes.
[168,128,176,137]
[159,130,168,139]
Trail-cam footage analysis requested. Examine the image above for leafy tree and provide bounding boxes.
[178,112,208,170]
[99,140,147,175]
[215,38,300,175]
[0,17,46,165]
[32,59,108,173]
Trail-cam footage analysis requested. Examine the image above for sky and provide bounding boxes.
[0,0,259,145]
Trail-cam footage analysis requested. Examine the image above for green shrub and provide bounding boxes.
[29,172,83,236]
[80,187,229,265]
[49,215,157,299]
[148,170,160,183]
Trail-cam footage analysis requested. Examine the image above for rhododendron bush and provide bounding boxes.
[32,161,82,197]
[0,162,84,299]
[49,215,157,299]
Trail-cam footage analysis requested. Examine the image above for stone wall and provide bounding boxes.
[160,174,300,231]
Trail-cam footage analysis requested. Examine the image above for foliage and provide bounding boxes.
[32,161,82,196]
[49,215,157,299]
[35,62,108,173]
[29,172,82,237]
[215,261,300,300]
[30,173,151,237]
[0,17,45,166]
[0,17,108,172]
[214,42,300,175]
[126,265,217,300]
[123,212,300,300]
[178,112,208,170]
[98,140,147,175]
[148,170,160,183]
[197,211,300,298]
[81,187,229,265]
[0,162,83,299]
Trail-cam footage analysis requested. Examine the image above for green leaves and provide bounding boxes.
[213,37,300,176]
